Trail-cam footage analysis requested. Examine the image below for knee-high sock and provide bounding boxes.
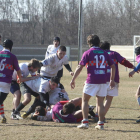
[14,103,25,114]
[0,104,5,118]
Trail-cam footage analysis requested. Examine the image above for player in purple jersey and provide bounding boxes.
[99,41,134,119]
[70,35,116,130]
[0,39,21,123]
[129,46,140,123]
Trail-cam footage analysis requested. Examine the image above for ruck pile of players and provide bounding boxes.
[0,35,140,130]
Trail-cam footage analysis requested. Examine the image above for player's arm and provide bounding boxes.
[70,65,84,89]
[16,70,22,83]
[129,62,140,77]
[120,59,135,69]
[64,64,74,76]
[20,75,39,82]
[109,64,116,89]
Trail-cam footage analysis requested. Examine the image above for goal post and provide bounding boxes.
[133,35,140,66]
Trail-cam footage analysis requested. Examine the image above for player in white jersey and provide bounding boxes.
[10,59,41,118]
[0,35,3,51]
[40,45,74,78]
[11,77,60,119]
[21,77,67,118]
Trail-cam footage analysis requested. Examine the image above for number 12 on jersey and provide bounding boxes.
[94,55,105,68]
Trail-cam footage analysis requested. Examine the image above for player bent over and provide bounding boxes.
[12,77,59,119]
[23,79,69,118]
[0,39,21,123]
[70,35,115,130]
[10,59,40,118]
[129,46,140,123]
[96,41,134,120]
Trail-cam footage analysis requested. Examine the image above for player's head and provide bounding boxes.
[53,37,60,47]
[100,41,110,50]
[28,58,41,72]
[87,34,100,47]
[57,46,66,59]
[49,76,60,90]
[63,102,75,115]
[35,106,46,116]
[3,39,13,52]
[135,46,140,56]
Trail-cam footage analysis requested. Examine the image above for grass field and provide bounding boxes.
[0,61,140,140]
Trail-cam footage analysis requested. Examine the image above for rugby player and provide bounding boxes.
[70,35,116,130]
[0,39,21,123]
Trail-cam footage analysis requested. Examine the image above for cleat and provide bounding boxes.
[95,124,104,130]
[11,113,22,120]
[21,112,28,119]
[77,123,89,129]
[1,117,7,123]
[136,119,140,123]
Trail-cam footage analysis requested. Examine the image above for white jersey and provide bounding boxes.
[12,63,36,81]
[45,45,60,58]
[49,87,69,105]
[25,77,51,94]
[0,45,3,51]
[41,54,68,77]
[37,109,52,121]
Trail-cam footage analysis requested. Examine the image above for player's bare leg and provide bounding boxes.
[77,93,91,129]
[13,90,21,110]
[95,96,105,130]
[73,110,82,119]
[104,95,113,116]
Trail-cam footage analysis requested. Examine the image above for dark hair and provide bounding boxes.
[3,39,13,51]
[63,102,75,114]
[58,46,66,52]
[87,34,100,47]
[50,76,60,84]
[0,35,1,38]
[135,46,140,56]
[35,106,46,116]
[28,58,41,69]
[100,41,110,50]
[54,37,60,43]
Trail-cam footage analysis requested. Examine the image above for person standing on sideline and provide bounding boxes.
[0,35,3,51]
[44,37,74,79]
[0,39,21,123]
[70,35,116,130]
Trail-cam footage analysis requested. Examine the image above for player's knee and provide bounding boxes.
[24,98,31,104]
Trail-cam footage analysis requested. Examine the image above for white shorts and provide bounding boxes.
[107,82,118,96]
[0,82,11,93]
[83,83,107,97]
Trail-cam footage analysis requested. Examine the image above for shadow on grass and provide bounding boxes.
[110,107,139,111]
[106,129,140,133]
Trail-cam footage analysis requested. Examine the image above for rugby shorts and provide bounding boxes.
[83,83,107,97]
[10,81,20,94]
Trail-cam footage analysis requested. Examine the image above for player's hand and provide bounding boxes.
[33,112,39,117]
[70,80,75,89]
[110,80,115,89]
[129,70,135,77]
[70,71,74,76]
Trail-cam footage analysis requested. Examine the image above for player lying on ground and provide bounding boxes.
[31,97,96,123]
[129,46,140,123]
[0,39,21,123]
[95,41,135,121]
[22,80,69,119]
[10,58,40,118]
[70,35,116,130]
[11,77,59,119]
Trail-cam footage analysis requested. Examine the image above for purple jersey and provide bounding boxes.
[136,54,140,63]
[0,49,20,83]
[80,47,114,84]
[106,50,124,83]
[52,102,76,123]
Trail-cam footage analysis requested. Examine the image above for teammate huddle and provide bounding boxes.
[0,34,140,130]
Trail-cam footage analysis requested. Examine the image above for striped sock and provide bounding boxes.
[0,104,5,118]
[82,119,89,124]
[98,121,104,126]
